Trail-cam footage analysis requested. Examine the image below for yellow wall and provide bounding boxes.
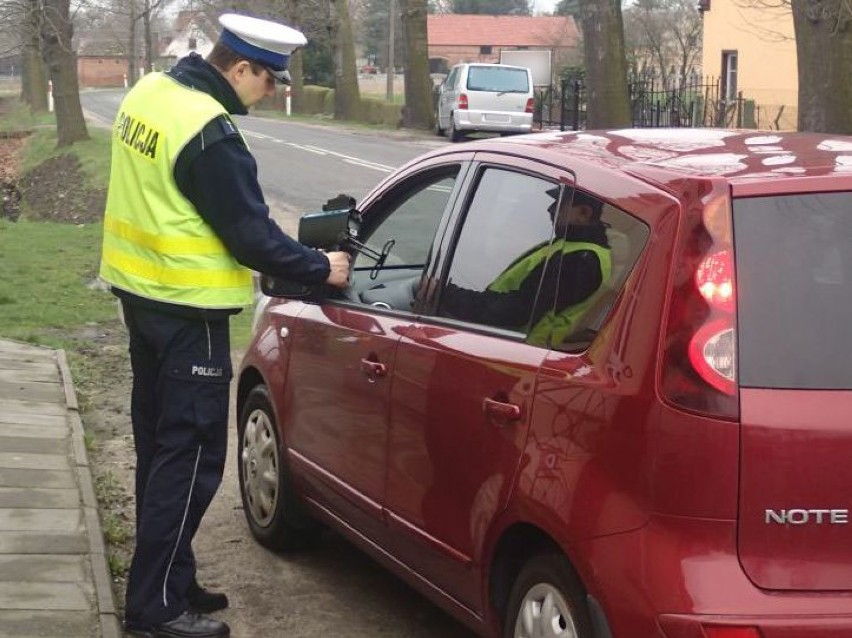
[702,0,798,129]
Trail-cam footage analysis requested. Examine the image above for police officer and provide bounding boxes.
[99,14,350,638]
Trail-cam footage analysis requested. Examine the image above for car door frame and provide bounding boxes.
[284,151,478,544]
[381,152,580,614]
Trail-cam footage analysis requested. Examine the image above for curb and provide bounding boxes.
[56,349,123,638]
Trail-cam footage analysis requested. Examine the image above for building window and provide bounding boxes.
[480,45,492,55]
[721,50,738,101]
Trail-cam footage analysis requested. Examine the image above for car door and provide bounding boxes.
[284,161,468,542]
[384,160,574,612]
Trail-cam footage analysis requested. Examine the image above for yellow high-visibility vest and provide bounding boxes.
[99,72,253,309]
[489,240,612,346]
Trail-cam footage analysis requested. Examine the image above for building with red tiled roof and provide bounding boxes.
[427,14,580,76]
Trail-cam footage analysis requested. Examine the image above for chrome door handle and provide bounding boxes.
[360,358,387,382]
[482,397,521,425]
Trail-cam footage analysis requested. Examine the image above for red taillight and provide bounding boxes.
[703,626,762,638]
[661,180,739,419]
[458,93,468,110]
[696,249,735,312]
[525,97,535,113]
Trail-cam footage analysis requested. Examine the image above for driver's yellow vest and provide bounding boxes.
[489,240,612,346]
[99,73,253,309]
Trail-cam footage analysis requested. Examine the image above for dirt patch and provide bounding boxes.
[0,134,105,224]
[0,137,24,221]
[18,153,106,224]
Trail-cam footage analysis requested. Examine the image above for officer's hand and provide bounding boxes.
[325,251,351,288]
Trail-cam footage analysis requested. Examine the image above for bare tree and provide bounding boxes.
[579,0,630,127]
[623,0,701,88]
[329,0,361,119]
[400,0,432,128]
[41,0,89,145]
[791,0,852,132]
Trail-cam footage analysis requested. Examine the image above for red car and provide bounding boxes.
[237,129,852,638]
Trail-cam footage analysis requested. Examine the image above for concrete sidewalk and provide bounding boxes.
[0,339,121,638]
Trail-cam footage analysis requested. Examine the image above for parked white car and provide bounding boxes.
[435,63,535,142]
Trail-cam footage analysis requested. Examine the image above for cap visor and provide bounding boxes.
[269,68,290,84]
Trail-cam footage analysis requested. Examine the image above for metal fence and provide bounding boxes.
[535,75,759,131]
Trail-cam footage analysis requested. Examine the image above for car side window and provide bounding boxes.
[359,170,458,269]
[547,191,650,353]
[437,168,558,337]
[348,167,461,313]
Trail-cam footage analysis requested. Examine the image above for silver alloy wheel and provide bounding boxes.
[513,582,578,638]
[240,407,279,528]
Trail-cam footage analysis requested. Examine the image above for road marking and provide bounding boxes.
[242,130,395,171]
[286,142,327,155]
[344,159,393,173]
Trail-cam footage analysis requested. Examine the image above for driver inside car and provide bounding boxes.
[439,188,612,347]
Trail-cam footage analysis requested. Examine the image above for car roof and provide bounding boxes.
[428,128,852,191]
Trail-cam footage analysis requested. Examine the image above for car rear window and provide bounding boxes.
[466,66,529,93]
[734,191,852,389]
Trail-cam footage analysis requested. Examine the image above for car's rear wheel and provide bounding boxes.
[435,108,445,136]
[448,114,464,142]
[238,384,319,551]
[504,553,592,638]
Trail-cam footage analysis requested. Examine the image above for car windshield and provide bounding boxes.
[466,66,529,93]
[734,191,852,389]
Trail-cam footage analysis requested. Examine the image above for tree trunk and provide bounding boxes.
[22,0,48,113]
[400,0,433,129]
[579,0,630,128]
[41,0,89,147]
[128,1,138,85]
[329,0,361,120]
[288,0,305,113]
[143,0,153,75]
[791,0,852,133]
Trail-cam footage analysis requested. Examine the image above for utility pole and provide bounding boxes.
[386,0,395,101]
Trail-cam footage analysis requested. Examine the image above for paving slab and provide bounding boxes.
[0,367,61,382]
[0,581,92,611]
[0,610,95,638]
[0,381,63,402]
[0,508,83,532]
[0,436,68,455]
[0,555,89,582]
[0,531,89,554]
[0,401,67,418]
[0,487,79,509]
[0,452,70,472]
[0,424,67,440]
[0,412,66,428]
[0,468,76,489]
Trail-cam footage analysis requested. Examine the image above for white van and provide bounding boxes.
[435,63,535,142]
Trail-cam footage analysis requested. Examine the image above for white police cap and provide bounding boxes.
[218,13,307,83]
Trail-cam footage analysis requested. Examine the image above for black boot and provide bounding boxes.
[187,581,229,614]
[129,611,229,638]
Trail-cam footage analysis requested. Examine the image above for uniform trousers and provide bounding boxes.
[121,300,231,628]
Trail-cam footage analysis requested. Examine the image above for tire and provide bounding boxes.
[237,384,320,552]
[448,113,464,142]
[504,553,593,638]
[435,109,445,136]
